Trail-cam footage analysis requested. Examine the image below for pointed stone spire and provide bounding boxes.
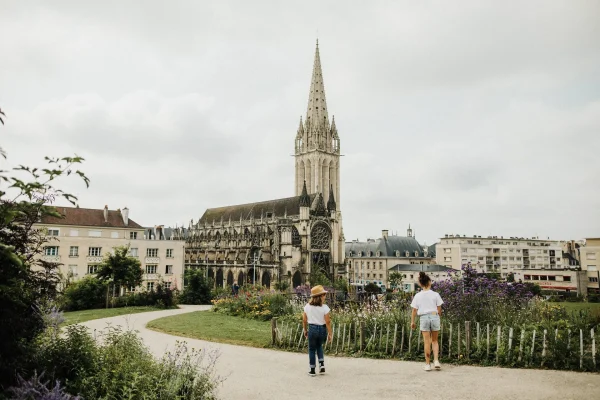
[297,116,304,136]
[330,115,337,136]
[327,184,336,212]
[299,180,311,207]
[306,40,329,128]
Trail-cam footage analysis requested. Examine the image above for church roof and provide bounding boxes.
[388,264,453,273]
[345,235,428,257]
[198,194,317,224]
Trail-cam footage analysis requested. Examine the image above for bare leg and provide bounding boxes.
[421,331,432,364]
[431,330,439,362]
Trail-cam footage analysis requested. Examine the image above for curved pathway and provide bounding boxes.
[81,306,599,400]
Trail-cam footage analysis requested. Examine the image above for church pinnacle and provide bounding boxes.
[306,40,329,127]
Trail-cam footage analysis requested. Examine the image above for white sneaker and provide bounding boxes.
[434,360,441,370]
[423,364,432,372]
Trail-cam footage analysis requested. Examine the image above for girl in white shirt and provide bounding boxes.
[410,271,444,371]
[302,285,333,376]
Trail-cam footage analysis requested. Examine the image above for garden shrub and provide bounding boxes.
[59,276,106,311]
[179,269,213,305]
[8,372,81,400]
[32,323,222,399]
[212,289,294,321]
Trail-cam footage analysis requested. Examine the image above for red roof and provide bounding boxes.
[41,206,143,229]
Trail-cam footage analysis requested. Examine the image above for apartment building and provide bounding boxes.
[388,264,454,292]
[36,205,185,291]
[580,238,600,295]
[345,227,435,288]
[436,234,589,295]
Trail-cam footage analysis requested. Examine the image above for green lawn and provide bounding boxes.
[63,306,164,326]
[147,311,272,347]
[556,302,600,316]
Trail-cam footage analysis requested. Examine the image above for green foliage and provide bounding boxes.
[0,130,89,393]
[333,277,349,293]
[179,268,213,305]
[212,290,294,321]
[365,282,381,294]
[60,276,107,311]
[34,324,221,399]
[274,281,290,292]
[506,272,515,283]
[309,269,331,287]
[388,272,404,289]
[96,245,143,291]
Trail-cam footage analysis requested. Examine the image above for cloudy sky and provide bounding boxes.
[1,0,599,245]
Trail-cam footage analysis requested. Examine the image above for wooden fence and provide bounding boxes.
[270,318,599,372]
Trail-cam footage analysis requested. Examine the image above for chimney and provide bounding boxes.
[122,207,129,226]
[103,205,108,223]
[382,230,389,240]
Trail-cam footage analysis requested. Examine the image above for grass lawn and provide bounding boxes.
[556,302,600,317]
[147,311,272,347]
[63,306,164,326]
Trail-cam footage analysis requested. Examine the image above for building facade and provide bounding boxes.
[580,238,600,295]
[436,234,590,295]
[345,227,435,288]
[37,206,185,291]
[173,42,345,289]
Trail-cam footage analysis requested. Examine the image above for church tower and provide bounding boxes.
[295,40,341,208]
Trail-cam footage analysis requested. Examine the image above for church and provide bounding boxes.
[173,42,345,289]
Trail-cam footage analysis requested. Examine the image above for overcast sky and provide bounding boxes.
[1,0,599,245]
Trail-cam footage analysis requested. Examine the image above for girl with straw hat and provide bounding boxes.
[302,285,333,377]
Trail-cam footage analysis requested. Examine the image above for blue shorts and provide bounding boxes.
[419,314,440,332]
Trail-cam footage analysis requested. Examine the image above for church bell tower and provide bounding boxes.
[294,40,341,209]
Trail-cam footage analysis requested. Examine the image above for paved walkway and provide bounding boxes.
[81,305,599,400]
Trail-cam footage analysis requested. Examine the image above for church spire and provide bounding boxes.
[299,180,311,207]
[327,184,336,213]
[306,40,329,127]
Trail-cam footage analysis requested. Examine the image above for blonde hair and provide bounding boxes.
[309,294,325,306]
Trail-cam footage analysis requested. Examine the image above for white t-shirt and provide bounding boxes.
[410,289,443,316]
[304,303,331,325]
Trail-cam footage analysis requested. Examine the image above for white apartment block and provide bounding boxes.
[436,234,590,295]
[580,238,600,295]
[36,205,185,292]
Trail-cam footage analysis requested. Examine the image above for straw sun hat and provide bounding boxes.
[310,285,328,297]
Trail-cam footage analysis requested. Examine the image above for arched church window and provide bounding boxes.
[310,223,331,250]
[291,226,301,247]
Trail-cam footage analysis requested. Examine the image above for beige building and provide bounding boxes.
[580,238,600,295]
[37,205,185,291]
[345,226,436,288]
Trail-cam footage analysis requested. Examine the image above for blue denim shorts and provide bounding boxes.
[419,314,440,332]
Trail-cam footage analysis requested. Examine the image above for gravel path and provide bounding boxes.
[81,305,600,400]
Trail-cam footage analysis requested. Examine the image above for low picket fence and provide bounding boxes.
[270,318,599,372]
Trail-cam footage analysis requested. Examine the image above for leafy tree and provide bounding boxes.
[333,277,349,293]
[388,271,404,289]
[364,282,381,294]
[96,245,143,305]
[179,268,213,304]
[506,272,515,283]
[0,110,89,392]
[309,268,331,287]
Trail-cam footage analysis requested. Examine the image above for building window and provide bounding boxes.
[147,282,155,291]
[164,281,172,289]
[349,251,354,257]
[379,262,383,270]
[89,247,102,257]
[87,265,99,274]
[395,251,400,257]
[69,246,79,257]
[524,275,531,280]
[563,276,571,282]
[70,229,79,237]
[166,265,173,274]
[444,257,452,262]
[111,231,119,239]
[44,246,59,256]
[147,248,158,257]
[166,249,173,258]
[129,247,138,257]
[590,277,599,283]
[146,265,157,274]
[367,262,370,269]
[444,248,451,253]
[586,253,597,260]
[68,265,77,276]
[588,266,598,271]
[47,228,59,237]
[130,232,138,240]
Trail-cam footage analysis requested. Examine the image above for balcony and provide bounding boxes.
[145,257,160,263]
[86,256,103,263]
[42,255,61,263]
[144,273,159,280]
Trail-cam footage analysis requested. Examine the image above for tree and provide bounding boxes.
[388,272,404,289]
[309,269,331,287]
[364,282,381,294]
[96,245,143,305]
[506,272,515,283]
[179,268,212,305]
[0,110,90,392]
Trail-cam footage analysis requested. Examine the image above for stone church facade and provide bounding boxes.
[173,42,345,289]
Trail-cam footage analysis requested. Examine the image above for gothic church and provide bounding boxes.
[174,42,344,288]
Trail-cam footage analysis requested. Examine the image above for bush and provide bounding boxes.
[274,281,290,292]
[179,269,213,305]
[212,290,294,321]
[8,372,81,400]
[32,324,222,399]
[59,276,106,311]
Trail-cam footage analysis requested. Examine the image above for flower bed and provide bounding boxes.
[211,286,294,321]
